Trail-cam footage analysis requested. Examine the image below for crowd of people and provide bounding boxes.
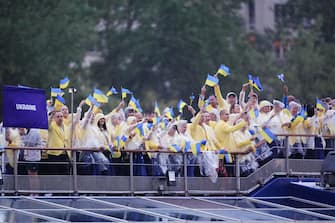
[2,81,335,181]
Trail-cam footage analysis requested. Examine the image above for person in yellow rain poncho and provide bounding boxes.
[304,104,326,159]
[46,111,70,175]
[281,101,306,159]
[262,100,290,157]
[159,122,184,176]
[108,113,128,175]
[215,109,248,153]
[125,116,147,176]
[188,108,221,152]
[233,119,259,176]
[77,106,113,176]
[4,128,21,174]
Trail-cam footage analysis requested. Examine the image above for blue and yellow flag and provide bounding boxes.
[154,101,161,116]
[59,77,70,89]
[205,74,218,87]
[218,149,233,163]
[177,99,187,113]
[316,99,326,111]
[129,96,143,113]
[51,88,64,97]
[106,87,118,96]
[121,87,132,99]
[257,126,276,144]
[248,74,263,91]
[93,88,108,103]
[54,95,65,110]
[136,123,145,137]
[217,64,231,77]
[185,140,206,156]
[85,94,100,107]
[169,144,182,153]
[165,107,174,120]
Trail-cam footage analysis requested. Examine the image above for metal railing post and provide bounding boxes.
[13,149,18,195]
[235,154,240,194]
[129,152,134,195]
[183,152,188,196]
[285,136,290,176]
[72,150,78,195]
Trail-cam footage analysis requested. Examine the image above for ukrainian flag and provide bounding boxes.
[205,74,218,87]
[85,94,100,107]
[154,101,161,116]
[248,74,254,85]
[217,64,231,77]
[136,123,145,137]
[165,108,174,120]
[257,126,276,144]
[93,88,108,103]
[121,87,132,99]
[106,87,118,96]
[54,95,65,110]
[169,144,182,153]
[218,149,233,163]
[177,100,187,113]
[185,140,206,156]
[51,88,64,97]
[253,76,263,91]
[316,99,326,111]
[59,77,70,89]
[291,114,304,127]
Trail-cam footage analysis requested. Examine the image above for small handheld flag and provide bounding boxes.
[154,101,161,116]
[93,88,108,103]
[106,87,118,96]
[51,88,64,97]
[121,87,132,99]
[54,95,65,110]
[169,144,182,153]
[277,73,285,83]
[85,94,100,107]
[205,74,219,87]
[316,99,327,111]
[217,64,231,77]
[257,126,276,144]
[59,77,70,89]
[177,100,187,113]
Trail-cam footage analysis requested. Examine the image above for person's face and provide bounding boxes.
[60,106,69,118]
[111,117,120,126]
[209,113,217,121]
[261,105,272,113]
[178,123,187,134]
[54,112,64,126]
[220,111,230,122]
[291,106,299,115]
[248,96,257,105]
[228,95,236,105]
[209,95,217,106]
[202,113,210,124]
[18,128,26,136]
[135,112,143,122]
[274,104,282,113]
[168,126,177,136]
[233,104,241,114]
[98,118,105,127]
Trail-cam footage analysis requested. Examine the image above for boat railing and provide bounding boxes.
[0,134,334,195]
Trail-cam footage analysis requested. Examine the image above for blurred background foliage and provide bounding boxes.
[1,0,335,117]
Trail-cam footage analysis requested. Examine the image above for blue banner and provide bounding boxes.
[3,85,48,129]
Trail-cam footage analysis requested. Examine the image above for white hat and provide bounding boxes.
[273,99,285,108]
[259,100,273,110]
